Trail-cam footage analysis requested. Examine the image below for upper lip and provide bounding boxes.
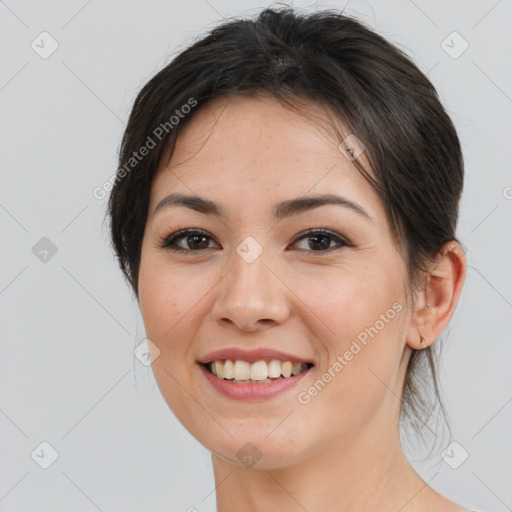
[197,347,314,365]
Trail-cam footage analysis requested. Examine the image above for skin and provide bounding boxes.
[138,94,467,512]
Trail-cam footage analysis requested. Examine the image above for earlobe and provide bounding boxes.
[406,241,467,350]
[407,327,429,351]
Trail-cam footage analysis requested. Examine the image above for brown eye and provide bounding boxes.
[291,229,351,253]
[159,229,218,253]
[159,228,351,255]
[186,234,210,250]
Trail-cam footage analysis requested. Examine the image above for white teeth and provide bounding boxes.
[281,361,292,378]
[292,362,302,376]
[214,360,223,378]
[223,359,234,379]
[250,360,268,381]
[207,359,310,381]
[268,359,282,378]
[233,360,251,380]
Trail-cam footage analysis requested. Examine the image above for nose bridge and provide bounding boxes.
[212,236,289,329]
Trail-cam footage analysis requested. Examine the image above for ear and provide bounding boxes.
[406,241,467,350]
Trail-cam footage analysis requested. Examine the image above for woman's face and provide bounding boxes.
[138,94,413,469]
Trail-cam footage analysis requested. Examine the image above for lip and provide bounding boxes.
[196,347,314,365]
[198,363,312,401]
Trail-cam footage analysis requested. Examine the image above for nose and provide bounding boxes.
[211,248,291,332]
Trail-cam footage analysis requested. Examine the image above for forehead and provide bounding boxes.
[149,94,379,215]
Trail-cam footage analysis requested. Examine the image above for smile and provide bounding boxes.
[199,359,314,401]
[206,359,313,383]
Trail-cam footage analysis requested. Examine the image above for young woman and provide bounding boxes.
[107,7,480,511]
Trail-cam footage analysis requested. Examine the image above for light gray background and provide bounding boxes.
[1,0,511,511]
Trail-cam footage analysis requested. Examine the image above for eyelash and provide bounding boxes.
[158,228,352,255]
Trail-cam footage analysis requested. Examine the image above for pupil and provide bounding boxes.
[189,235,208,249]
[309,234,330,251]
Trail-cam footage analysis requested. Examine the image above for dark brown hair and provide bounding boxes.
[107,7,464,449]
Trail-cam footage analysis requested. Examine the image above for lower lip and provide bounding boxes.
[199,364,312,401]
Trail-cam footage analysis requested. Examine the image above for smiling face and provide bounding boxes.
[138,93,414,469]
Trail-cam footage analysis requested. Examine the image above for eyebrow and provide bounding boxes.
[153,193,372,222]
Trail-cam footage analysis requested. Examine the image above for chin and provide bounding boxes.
[196,422,315,471]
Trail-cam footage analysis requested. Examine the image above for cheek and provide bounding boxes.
[293,262,403,347]
[138,254,211,338]
[138,255,226,393]
[138,257,210,424]
[293,264,406,406]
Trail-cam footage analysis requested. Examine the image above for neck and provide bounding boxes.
[211,413,429,512]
